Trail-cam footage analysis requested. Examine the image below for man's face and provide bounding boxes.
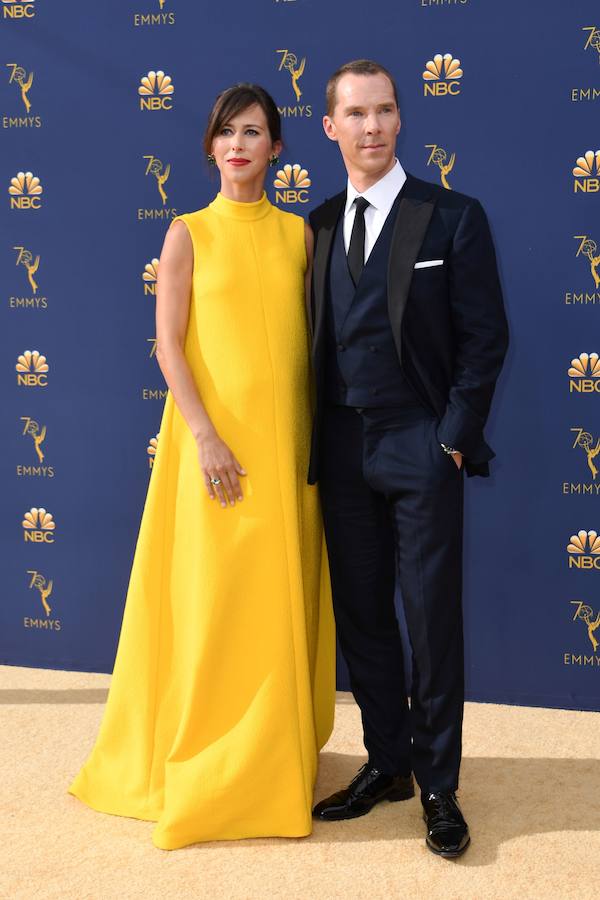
[323,73,400,181]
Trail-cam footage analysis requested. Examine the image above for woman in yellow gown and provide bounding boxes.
[68,84,335,850]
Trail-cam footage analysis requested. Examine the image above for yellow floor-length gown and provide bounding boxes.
[68,191,336,850]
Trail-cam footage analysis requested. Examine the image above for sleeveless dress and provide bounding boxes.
[68,191,335,850]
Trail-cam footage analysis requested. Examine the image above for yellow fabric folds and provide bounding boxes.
[68,191,335,849]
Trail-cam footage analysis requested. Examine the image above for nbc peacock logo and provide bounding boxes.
[274,163,311,204]
[2,0,36,20]
[8,171,43,209]
[423,53,463,96]
[138,70,174,110]
[22,507,55,543]
[16,349,48,387]
[567,530,600,570]
[573,150,600,193]
[142,258,159,295]
[568,352,600,393]
[148,433,159,468]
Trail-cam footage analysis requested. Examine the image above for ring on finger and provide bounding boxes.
[210,476,222,486]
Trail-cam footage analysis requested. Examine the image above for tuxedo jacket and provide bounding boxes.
[307,172,509,483]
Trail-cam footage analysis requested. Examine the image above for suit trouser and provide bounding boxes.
[318,403,465,794]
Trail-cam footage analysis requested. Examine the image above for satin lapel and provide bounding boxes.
[312,194,345,353]
[387,195,435,363]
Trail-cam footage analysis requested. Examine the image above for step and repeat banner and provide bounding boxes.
[2,1,599,711]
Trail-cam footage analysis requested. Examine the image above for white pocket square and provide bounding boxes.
[414,259,444,269]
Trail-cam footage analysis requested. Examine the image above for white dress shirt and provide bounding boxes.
[343,158,407,263]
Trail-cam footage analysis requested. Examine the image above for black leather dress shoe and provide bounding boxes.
[421,791,470,858]
[313,764,415,821]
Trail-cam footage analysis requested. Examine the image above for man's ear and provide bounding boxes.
[323,115,338,143]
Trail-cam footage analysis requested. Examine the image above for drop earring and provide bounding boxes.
[207,153,216,166]
[269,155,280,167]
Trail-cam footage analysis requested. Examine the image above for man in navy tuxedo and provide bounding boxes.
[308,60,508,858]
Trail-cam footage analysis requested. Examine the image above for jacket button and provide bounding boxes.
[371,387,379,395]
[336,343,345,352]
[369,345,377,352]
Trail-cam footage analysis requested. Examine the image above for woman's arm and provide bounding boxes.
[155,220,246,507]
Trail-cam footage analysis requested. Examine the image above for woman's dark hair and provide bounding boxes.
[203,83,282,155]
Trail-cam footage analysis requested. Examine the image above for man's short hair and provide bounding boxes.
[325,59,399,117]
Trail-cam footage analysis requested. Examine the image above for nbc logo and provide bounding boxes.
[16,349,48,386]
[573,150,600,192]
[138,71,174,110]
[274,163,311,204]
[143,258,159,295]
[22,507,55,543]
[2,0,36,19]
[568,352,600,393]
[148,434,159,468]
[567,530,600,570]
[8,171,43,209]
[422,53,463,96]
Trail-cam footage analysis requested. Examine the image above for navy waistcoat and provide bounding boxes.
[324,192,420,407]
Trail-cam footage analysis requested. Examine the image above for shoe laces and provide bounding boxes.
[349,762,377,791]
[425,792,463,830]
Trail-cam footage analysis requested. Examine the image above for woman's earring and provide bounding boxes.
[207,153,216,166]
[269,155,280,168]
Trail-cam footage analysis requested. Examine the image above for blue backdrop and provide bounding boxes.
[2,0,600,711]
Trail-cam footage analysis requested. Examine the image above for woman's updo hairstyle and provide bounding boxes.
[203,83,282,155]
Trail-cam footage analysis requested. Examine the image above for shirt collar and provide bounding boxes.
[344,158,407,217]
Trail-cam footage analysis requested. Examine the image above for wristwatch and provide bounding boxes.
[440,443,460,455]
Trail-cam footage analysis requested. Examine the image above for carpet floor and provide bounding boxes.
[1,665,598,900]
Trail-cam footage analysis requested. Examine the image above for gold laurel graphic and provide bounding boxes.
[15,350,48,373]
[22,508,55,531]
[423,54,463,82]
[138,71,174,96]
[8,172,42,196]
[568,352,600,378]
[273,163,311,189]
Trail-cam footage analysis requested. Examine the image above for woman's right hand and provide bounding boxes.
[197,432,246,508]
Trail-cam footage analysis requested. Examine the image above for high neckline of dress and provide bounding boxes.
[210,190,272,221]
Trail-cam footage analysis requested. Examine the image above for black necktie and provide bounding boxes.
[347,196,370,287]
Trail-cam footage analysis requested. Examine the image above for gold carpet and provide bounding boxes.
[1,664,599,900]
